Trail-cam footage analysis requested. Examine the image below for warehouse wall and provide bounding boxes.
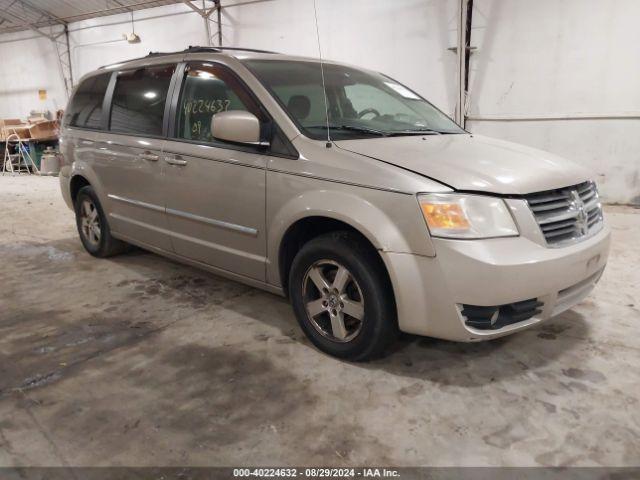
[213,0,640,204]
[467,0,640,204]
[68,3,208,80]
[0,3,211,119]
[222,0,459,114]
[0,1,459,120]
[0,29,68,118]
[0,0,637,203]
[70,0,459,113]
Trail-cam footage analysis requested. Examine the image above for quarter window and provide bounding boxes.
[175,63,265,143]
[109,65,175,136]
[65,73,111,129]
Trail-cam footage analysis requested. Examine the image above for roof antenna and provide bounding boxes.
[313,0,331,148]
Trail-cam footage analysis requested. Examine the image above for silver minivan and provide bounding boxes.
[59,46,610,360]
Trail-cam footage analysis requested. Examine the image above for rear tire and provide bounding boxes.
[74,185,127,258]
[289,231,398,361]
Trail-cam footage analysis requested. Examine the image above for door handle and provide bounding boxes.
[138,151,159,162]
[165,155,188,166]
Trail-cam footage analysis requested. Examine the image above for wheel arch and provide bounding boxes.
[69,174,91,205]
[68,161,108,208]
[268,188,434,289]
[277,215,388,295]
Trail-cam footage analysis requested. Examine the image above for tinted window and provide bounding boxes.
[66,73,111,129]
[175,63,265,143]
[110,65,175,136]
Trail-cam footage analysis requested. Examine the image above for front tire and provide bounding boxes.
[289,231,398,361]
[74,185,126,257]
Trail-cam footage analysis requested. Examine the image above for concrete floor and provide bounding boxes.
[0,175,638,467]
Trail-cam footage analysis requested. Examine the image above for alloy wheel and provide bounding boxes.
[80,198,101,246]
[302,259,365,342]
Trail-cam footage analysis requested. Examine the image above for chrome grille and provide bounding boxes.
[525,181,603,247]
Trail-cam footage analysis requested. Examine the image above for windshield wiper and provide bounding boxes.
[305,124,389,136]
[388,128,443,136]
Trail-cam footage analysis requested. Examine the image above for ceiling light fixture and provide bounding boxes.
[123,11,141,43]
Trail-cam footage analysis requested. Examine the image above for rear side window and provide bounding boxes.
[175,63,265,143]
[66,73,111,129]
[109,64,175,136]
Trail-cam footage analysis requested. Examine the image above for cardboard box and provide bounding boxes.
[28,120,57,140]
[28,114,48,124]
[0,119,29,141]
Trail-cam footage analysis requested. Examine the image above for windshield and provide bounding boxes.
[243,59,465,140]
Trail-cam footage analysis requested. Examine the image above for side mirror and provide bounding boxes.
[210,110,268,147]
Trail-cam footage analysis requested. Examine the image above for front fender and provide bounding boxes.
[266,173,436,286]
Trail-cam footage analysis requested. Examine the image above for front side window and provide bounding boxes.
[109,64,175,136]
[175,62,265,143]
[65,73,111,129]
[244,59,464,140]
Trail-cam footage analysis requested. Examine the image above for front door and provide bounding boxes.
[94,64,176,251]
[162,62,269,281]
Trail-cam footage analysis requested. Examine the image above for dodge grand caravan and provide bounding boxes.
[59,46,610,360]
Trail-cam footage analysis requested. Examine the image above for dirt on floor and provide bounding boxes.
[0,176,639,467]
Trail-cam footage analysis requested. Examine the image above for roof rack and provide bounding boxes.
[142,46,278,58]
[182,46,279,55]
[100,46,278,69]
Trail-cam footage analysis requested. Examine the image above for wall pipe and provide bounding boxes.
[454,0,468,126]
[216,0,222,46]
[202,0,212,46]
[467,113,640,121]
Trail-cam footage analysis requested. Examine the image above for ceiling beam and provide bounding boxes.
[53,0,179,23]
[108,0,132,13]
[14,0,67,26]
[0,0,182,30]
[182,0,220,47]
[0,0,69,36]
[182,0,217,18]
[0,9,57,39]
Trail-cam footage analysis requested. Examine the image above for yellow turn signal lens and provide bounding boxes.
[420,203,470,230]
[418,193,519,238]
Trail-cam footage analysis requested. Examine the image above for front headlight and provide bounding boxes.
[418,193,518,239]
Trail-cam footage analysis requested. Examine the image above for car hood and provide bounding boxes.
[335,134,592,195]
